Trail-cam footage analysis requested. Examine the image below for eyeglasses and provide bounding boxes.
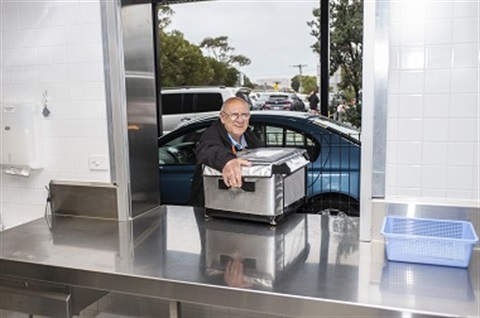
[222,111,250,121]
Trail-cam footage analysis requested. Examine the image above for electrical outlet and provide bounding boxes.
[89,155,108,171]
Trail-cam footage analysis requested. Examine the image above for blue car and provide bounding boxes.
[158,111,361,216]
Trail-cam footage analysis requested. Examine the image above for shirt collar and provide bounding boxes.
[228,134,247,150]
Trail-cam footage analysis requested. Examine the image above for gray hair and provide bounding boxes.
[220,96,248,112]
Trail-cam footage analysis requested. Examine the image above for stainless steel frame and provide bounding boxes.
[100,0,160,220]
[360,0,390,241]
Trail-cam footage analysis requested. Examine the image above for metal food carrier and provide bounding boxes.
[203,148,309,225]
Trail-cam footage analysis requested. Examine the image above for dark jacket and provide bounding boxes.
[188,119,264,207]
[309,92,319,110]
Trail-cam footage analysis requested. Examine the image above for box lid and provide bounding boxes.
[203,147,309,177]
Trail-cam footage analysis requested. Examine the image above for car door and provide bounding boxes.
[158,125,208,205]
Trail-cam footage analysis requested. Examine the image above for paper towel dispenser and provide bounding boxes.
[1,103,41,169]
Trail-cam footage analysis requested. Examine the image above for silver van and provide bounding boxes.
[160,86,252,133]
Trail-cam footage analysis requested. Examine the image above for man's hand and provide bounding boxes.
[224,259,253,288]
[222,158,251,188]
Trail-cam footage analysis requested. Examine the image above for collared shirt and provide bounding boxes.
[228,134,247,153]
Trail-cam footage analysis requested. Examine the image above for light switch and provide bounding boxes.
[89,155,108,171]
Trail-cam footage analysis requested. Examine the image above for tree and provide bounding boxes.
[307,0,363,108]
[199,36,251,68]
[159,30,213,86]
[157,5,174,30]
[203,57,248,87]
[291,75,317,94]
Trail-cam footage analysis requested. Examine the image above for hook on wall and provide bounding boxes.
[42,90,51,118]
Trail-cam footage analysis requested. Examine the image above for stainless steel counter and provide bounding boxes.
[0,206,478,318]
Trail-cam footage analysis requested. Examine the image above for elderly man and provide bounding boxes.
[188,97,264,207]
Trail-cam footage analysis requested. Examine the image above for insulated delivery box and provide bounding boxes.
[203,147,309,224]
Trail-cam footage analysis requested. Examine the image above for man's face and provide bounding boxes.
[220,99,250,141]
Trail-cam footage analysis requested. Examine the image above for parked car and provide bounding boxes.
[158,111,361,216]
[252,92,275,110]
[263,93,306,111]
[160,86,253,133]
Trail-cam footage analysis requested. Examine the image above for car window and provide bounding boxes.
[251,123,319,161]
[161,93,195,115]
[196,93,223,112]
[159,127,207,164]
[269,94,288,100]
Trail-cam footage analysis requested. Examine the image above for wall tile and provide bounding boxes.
[396,164,422,187]
[79,2,102,25]
[452,43,478,68]
[427,1,453,19]
[51,45,69,64]
[447,166,474,190]
[397,119,423,141]
[454,1,480,18]
[425,20,452,45]
[425,69,451,94]
[447,143,476,166]
[425,45,452,69]
[452,17,479,43]
[399,71,424,94]
[421,188,447,199]
[397,142,422,165]
[447,190,475,201]
[400,21,425,45]
[421,166,447,189]
[448,119,477,142]
[389,22,401,46]
[386,118,398,142]
[400,1,428,22]
[388,70,400,94]
[424,94,450,118]
[451,68,478,93]
[398,95,424,118]
[472,166,479,192]
[422,142,448,165]
[385,163,397,189]
[400,47,424,69]
[389,46,400,70]
[396,187,422,198]
[423,118,449,141]
[387,94,399,118]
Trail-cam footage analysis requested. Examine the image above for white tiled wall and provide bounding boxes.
[386,0,479,205]
[0,0,110,229]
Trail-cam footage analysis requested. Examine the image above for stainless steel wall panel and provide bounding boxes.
[101,0,161,220]
[121,2,160,218]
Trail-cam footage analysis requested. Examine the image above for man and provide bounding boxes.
[188,97,264,207]
[337,100,349,122]
[308,88,319,114]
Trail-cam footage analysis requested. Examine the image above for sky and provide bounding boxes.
[165,1,320,84]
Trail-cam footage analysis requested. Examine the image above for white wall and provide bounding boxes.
[0,0,110,229]
[386,0,479,206]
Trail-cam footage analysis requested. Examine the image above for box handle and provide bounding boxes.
[218,179,256,192]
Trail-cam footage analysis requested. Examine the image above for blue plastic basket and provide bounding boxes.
[381,216,479,268]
